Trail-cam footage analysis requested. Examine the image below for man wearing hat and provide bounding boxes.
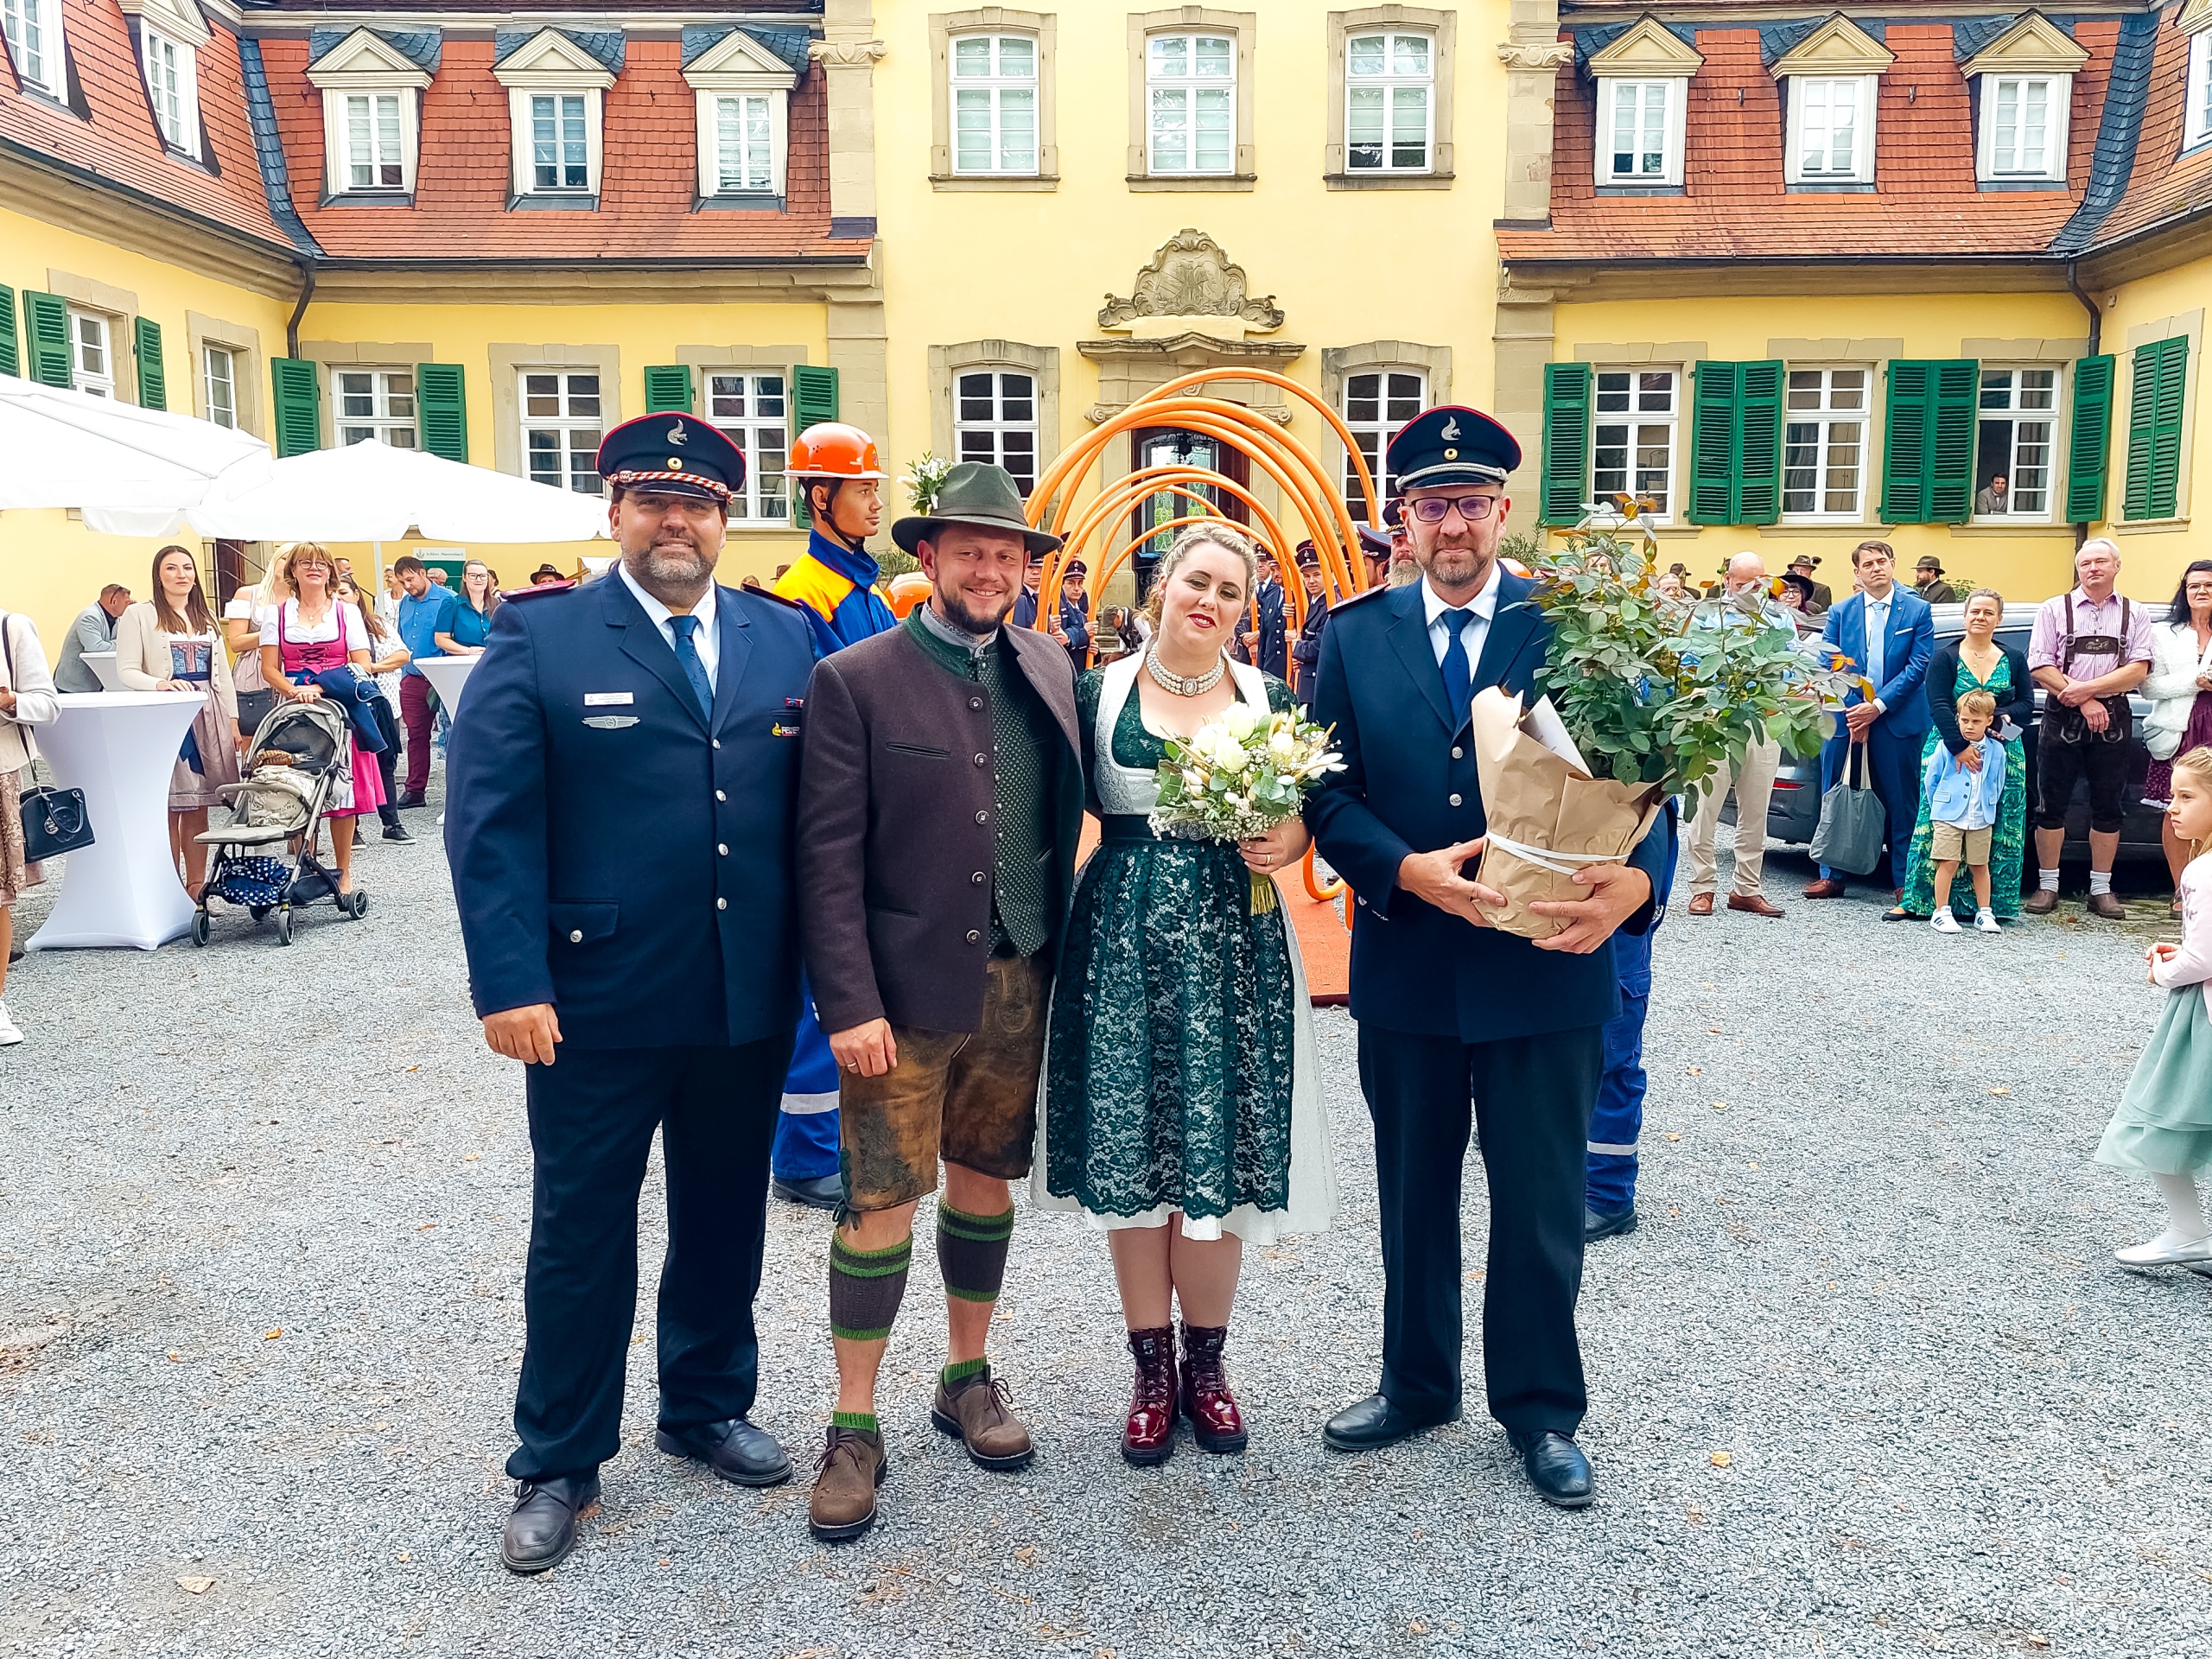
[1787,555,1832,612]
[1013,546,1090,662]
[796,461,1085,1541]
[1305,405,1668,1509]
[1914,556,1959,604]
[447,413,818,1572]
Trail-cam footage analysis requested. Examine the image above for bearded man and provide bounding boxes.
[446,414,818,1573]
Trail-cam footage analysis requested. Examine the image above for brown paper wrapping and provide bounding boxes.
[1468,689,1665,940]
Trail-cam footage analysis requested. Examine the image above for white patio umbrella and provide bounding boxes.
[0,372,271,520]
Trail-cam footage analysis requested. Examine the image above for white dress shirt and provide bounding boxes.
[619,561,719,692]
[1422,562,1503,669]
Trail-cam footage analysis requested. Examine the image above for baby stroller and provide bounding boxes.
[191,697,370,946]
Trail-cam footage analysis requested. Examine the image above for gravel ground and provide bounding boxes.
[3,792,2210,1659]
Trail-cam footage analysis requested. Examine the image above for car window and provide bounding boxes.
[1996,629,2032,657]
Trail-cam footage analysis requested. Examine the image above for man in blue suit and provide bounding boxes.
[1805,540,1935,899]
[447,415,817,1573]
[1306,406,1669,1509]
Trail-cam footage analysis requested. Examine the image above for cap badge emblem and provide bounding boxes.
[1444,448,1458,460]
[667,458,683,469]
[666,421,690,446]
[1440,416,1461,442]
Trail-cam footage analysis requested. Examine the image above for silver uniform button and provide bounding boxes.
[1448,793,1462,807]
[973,753,988,767]
[976,810,988,824]
[717,898,728,911]
[715,790,727,802]
[965,929,982,944]
[569,930,583,943]
[712,739,721,750]
[717,843,728,856]
[1452,747,1464,760]
[969,696,983,710]
[971,871,986,885]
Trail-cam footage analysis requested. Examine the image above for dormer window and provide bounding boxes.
[308,29,434,199]
[682,26,801,203]
[1585,17,1703,189]
[1770,16,1891,188]
[2,0,66,99]
[1962,12,2085,188]
[121,0,212,158]
[494,29,620,206]
[2188,27,2212,151]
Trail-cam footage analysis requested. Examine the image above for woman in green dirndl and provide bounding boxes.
[1036,524,1336,1467]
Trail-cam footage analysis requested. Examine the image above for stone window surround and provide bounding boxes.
[1319,340,1452,507]
[2116,307,2203,532]
[677,345,811,532]
[929,339,1060,467]
[1322,6,1457,189]
[1126,7,1258,192]
[308,29,433,200]
[185,311,265,438]
[494,33,617,202]
[488,343,623,480]
[45,270,143,406]
[928,9,1059,190]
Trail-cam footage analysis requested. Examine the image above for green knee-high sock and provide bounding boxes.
[829,1232,912,1343]
[937,1201,1014,1307]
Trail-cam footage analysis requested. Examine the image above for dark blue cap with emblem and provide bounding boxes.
[594,413,746,504]
[1386,404,1522,493]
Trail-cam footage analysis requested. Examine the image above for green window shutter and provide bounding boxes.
[1881,361,1933,522]
[1926,359,1978,523]
[2065,353,2114,523]
[1538,361,1592,527]
[415,363,467,462]
[643,364,694,414]
[134,316,167,411]
[22,290,72,388]
[0,283,19,378]
[2125,337,2189,521]
[790,364,841,525]
[1686,360,1741,524]
[1734,359,1784,524]
[270,356,321,456]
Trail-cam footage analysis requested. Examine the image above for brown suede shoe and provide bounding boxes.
[929,1366,1035,1471]
[2023,887,2061,915]
[807,1427,887,1543]
[2087,891,2127,919]
[1686,892,1714,916]
[1802,879,1847,899]
[1727,893,1783,918]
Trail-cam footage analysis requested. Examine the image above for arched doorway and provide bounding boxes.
[1128,426,1250,598]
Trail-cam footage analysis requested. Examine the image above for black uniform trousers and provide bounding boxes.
[510,1033,792,1482]
[1357,1021,1603,1439]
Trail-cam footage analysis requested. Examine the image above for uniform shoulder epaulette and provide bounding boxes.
[732,582,810,614]
[499,578,578,600]
[1328,582,1394,614]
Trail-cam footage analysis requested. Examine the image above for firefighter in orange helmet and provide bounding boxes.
[773,423,895,658]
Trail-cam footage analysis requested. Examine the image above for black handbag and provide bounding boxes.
[3,613,95,861]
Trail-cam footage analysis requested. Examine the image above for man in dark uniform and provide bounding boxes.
[1306,405,1668,1509]
[1289,544,1330,705]
[1235,551,1290,678]
[447,414,817,1573]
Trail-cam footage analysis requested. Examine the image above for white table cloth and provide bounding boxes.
[414,655,479,719]
[80,651,124,691]
[29,691,204,950]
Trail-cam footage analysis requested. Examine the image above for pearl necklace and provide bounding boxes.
[1145,643,1225,698]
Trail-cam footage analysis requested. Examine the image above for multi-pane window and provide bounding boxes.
[1974,366,2057,518]
[1793,78,1861,180]
[523,372,603,493]
[531,93,589,192]
[1341,371,1426,515]
[1592,370,1679,518]
[1782,367,1868,518]
[203,345,236,429]
[2187,33,2211,149]
[950,34,1038,175]
[1603,80,1673,182]
[707,372,789,521]
[334,371,417,448]
[1147,33,1234,175]
[2,0,63,99]
[345,92,405,190]
[1345,31,1433,173]
[1982,75,2061,180]
[956,372,1039,498]
[712,95,773,194]
[69,311,114,398]
[144,32,197,156]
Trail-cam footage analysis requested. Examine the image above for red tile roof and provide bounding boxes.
[2088,8,2212,249]
[1498,22,2121,265]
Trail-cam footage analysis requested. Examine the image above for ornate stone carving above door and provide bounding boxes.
[1097,229,1284,333]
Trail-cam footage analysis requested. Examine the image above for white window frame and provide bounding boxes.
[1976,73,2070,183]
[1339,369,1427,512]
[68,309,116,399]
[1595,77,1688,188]
[334,368,419,450]
[1145,31,1236,176]
[1784,74,1875,185]
[696,92,786,196]
[493,30,615,201]
[202,344,237,430]
[2187,33,2212,152]
[1592,367,1682,523]
[520,370,606,495]
[1781,365,1871,522]
[2,0,66,100]
[141,28,200,157]
[704,371,791,523]
[950,32,1040,177]
[308,29,431,198]
[1972,365,2060,522]
[518,90,597,196]
[954,370,1042,498]
[1344,29,1435,175]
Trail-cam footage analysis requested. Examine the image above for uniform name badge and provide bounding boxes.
[584,692,634,707]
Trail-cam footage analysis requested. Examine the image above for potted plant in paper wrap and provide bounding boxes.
[1471,527,1861,939]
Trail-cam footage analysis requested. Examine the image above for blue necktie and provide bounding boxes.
[1438,607,1474,723]
[667,613,714,721]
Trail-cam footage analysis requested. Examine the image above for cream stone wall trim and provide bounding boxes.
[1770,16,1894,79]
[828,296,891,476]
[2179,0,2211,36]
[1586,16,1706,75]
[1571,340,1707,364]
[1961,336,2091,359]
[1098,228,1284,331]
[1768,337,1906,361]
[1492,287,1556,506]
[45,270,144,405]
[306,262,877,308]
[928,340,1061,459]
[1756,523,1897,539]
[45,270,140,320]
[817,0,887,226]
[1497,42,1573,71]
[487,344,622,480]
[118,0,210,51]
[928,9,1058,187]
[298,341,435,365]
[812,41,890,67]
[185,312,265,439]
[1960,12,2090,79]
[677,344,811,374]
[4,153,302,296]
[1497,1,1572,226]
[1322,7,1458,186]
[1125,9,1259,188]
[1076,336,1305,425]
[2118,305,2205,528]
[1320,340,1452,483]
[306,27,432,88]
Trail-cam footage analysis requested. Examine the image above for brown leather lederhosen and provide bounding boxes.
[2049,594,2133,747]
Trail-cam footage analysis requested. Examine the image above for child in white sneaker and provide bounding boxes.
[1923,690,2005,934]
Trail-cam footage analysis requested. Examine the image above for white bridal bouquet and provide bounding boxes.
[1149,701,1344,912]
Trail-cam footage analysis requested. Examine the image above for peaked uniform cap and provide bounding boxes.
[596,414,745,502]
[892,461,1062,555]
[1388,405,1522,492]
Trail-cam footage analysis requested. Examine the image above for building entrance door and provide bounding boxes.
[1128,426,1249,600]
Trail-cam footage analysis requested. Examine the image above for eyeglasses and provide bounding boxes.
[1407,494,1500,524]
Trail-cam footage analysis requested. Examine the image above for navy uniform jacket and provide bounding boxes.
[446,569,817,1050]
[1305,574,1665,1044]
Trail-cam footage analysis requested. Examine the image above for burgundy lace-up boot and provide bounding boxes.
[1122,1326,1177,1467]
[1178,1322,1247,1454]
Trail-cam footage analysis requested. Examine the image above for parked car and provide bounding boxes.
[1755,600,2168,861]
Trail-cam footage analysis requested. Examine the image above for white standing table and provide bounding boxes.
[29,690,205,950]
[412,656,480,829]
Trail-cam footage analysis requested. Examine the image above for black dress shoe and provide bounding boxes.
[1584,1203,1637,1243]
[381,823,416,843]
[655,1417,793,1487]
[501,1472,600,1574]
[1510,1429,1593,1509]
[395,791,427,810]
[1320,1393,1457,1452]
[772,1173,843,1211]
